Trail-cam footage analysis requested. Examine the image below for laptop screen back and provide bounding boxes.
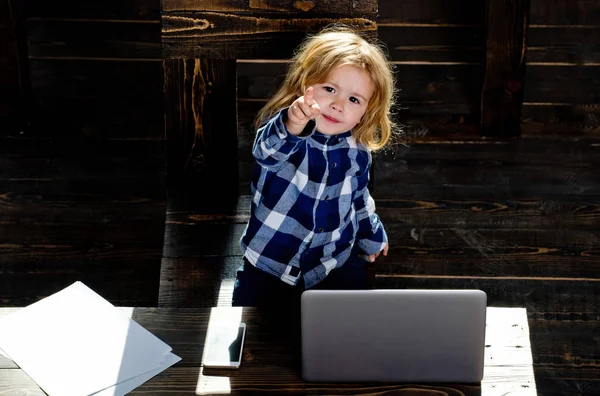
[301,289,487,383]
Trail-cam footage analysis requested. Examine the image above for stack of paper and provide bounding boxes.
[0,281,181,396]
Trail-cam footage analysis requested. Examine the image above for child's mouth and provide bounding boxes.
[323,114,341,123]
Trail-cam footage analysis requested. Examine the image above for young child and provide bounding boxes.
[233,24,397,308]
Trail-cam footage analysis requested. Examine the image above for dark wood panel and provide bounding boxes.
[534,367,600,395]
[378,0,486,25]
[375,165,600,199]
[523,103,600,125]
[532,316,600,395]
[377,226,599,279]
[530,0,600,25]
[524,65,600,104]
[0,257,162,306]
[166,194,600,231]
[376,139,600,166]
[163,0,377,14]
[376,198,600,230]
[1,138,166,306]
[23,0,160,20]
[2,172,167,198]
[374,277,600,315]
[164,58,238,194]
[0,0,30,132]
[27,19,161,59]
[480,0,530,137]
[522,104,600,141]
[237,101,479,167]
[163,217,600,266]
[374,139,600,200]
[237,61,483,107]
[378,25,484,63]
[27,59,163,139]
[3,308,599,394]
[521,121,600,141]
[528,27,600,63]
[29,59,162,99]
[2,191,166,226]
[158,256,241,307]
[530,319,600,371]
[2,217,164,244]
[163,223,241,257]
[1,138,166,189]
[162,14,376,59]
[237,102,481,193]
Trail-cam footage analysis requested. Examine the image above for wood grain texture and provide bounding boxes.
[0,369,46,395]
[158,256,240,307]
[480,0,531,137]
[164,222,600,279]
[374,139,600,200]
[523,0,600,131]
[23,0,160,20]
[237,61,483,113]
[378,25,485,63]
[162,12,376,59]
[26,19,161,59]
[521,103,600,140]
[162,0,377,14]
[0,307,536,395]
[26,59,164,139]
[529,0,600,25]
[0,0,30,132]
[1,138,166,306]
[375,277,600,317]
[378,0,485,25]
[163,58,238,194]
[524,65,600,104]
[527,27,600,63]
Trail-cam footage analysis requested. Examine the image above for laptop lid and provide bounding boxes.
[301,289,487,383]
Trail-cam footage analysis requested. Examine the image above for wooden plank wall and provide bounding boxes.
[374,0,600,392]
[162,0,600,392]
[1,0,599,392]
[0,0,29,130]
[0,0,166,306]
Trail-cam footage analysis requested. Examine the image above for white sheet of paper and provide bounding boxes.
[0,282,177,396]
[0,347,10,360]
[91,352,181,396]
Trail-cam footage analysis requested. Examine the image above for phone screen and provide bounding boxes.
[202,323,246,368]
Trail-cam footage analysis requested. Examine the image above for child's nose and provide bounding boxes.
[330,100,343,112]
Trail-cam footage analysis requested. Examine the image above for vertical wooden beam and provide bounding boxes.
[0,0,31,133]
[480,0,531,137]
[163,58,238,199]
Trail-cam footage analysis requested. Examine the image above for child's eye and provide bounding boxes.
[349,96,360,104]
[324,86,334,93]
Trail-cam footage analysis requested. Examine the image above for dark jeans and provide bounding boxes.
[232,250,368,309]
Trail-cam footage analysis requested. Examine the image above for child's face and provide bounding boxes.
[310,64,373,135]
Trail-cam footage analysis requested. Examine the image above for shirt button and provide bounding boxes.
[332,162,337,168]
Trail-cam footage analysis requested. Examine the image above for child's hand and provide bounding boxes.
[285,86,321,135]
[366,243,389,263]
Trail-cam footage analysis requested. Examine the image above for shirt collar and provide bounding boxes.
[311,130,352,144]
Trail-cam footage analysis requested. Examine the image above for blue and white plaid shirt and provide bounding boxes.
[240,108,388,289]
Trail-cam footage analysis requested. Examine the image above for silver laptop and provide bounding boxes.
[301,289,487,383]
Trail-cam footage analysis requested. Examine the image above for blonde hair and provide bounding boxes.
[255,24,397,151]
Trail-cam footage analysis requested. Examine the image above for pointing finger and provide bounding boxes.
[304,86,314,105]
